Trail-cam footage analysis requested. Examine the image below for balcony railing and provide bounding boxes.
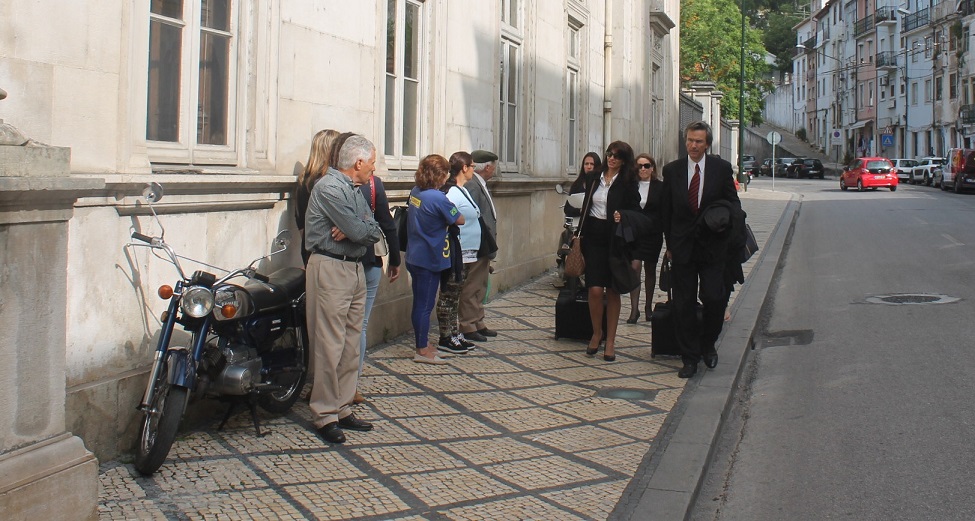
[903,8,929,32]
[875,6,895,23]
[854,14,875,38]
[876,51,899,68]
[803,35,817,50]
[961,104,975,125]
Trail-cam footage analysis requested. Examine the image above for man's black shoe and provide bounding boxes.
[464,331,488,342]
[316,422,346,444]
[477,328,498,337]
[338,413,373,432]
[678,362,698,379]
[457,336,478,349]
[704,352,718,369]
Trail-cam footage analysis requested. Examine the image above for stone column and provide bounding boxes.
[0,91,103,520]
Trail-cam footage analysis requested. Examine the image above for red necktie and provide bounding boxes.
[689,164,701,214]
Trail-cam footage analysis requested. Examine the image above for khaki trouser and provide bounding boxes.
[458,256,490,334]
[306,254,365,428]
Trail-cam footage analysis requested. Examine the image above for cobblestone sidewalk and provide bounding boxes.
[97,189,791,521]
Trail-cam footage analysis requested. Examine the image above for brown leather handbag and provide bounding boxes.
[564,235,585,278]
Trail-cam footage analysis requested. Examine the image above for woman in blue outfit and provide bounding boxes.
[435,151,482,354]
[354,174,401,402]
[576,141,640,361]
[406,154,465,365]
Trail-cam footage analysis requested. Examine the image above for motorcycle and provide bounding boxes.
[554,184,586,289]
[126,183,308,476]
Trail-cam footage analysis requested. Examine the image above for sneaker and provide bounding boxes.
[456,335,477,350]
[438,336,469,354]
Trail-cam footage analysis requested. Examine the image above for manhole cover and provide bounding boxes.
[865,293,960,305]
[596,388,654,400]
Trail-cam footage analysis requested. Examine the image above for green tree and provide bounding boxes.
[681,0,772,125]
[764,12,803,72]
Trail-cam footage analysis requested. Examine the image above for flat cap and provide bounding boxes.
[471,149,499,163]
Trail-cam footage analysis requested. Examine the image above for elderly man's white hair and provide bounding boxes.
[335,135,375,170]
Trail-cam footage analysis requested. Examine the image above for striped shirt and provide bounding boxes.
[305,168,381,257]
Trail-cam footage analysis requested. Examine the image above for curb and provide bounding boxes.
[613,193,801,521]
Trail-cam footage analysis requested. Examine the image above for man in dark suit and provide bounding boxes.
[660,121,742,378]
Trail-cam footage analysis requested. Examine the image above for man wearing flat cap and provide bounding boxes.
[459,149,499,342]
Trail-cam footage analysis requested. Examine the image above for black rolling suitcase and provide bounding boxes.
[650,260,702,357]
[555,286,606,340]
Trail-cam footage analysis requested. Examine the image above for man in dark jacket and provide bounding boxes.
[459,150,499,342]
[660,121,742,378]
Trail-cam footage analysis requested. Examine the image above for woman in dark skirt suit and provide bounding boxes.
[627,153,665,323]
[577,141,640,361]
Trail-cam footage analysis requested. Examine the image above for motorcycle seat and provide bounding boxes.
[243,267,305,312]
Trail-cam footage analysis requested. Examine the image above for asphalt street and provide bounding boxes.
[691,177,975,520]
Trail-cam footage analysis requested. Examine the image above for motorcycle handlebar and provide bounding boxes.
[253,272,270,283]
[131,232,154,244]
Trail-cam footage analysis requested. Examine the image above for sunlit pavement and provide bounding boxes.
[97,188,793,520]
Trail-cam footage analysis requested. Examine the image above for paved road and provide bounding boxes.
[692,178,975,520]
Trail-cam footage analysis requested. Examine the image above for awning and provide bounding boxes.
[847,120,871,130]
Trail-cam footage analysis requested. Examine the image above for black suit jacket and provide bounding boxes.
[660,155,741,265]
[577,170,640,234]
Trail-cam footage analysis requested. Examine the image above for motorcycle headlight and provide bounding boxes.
[180,286,214,318]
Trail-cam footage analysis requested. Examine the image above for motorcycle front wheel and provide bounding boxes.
[134,374,188,476]
[258,325,310,414]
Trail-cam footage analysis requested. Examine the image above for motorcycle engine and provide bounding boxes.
[202,342,262,396]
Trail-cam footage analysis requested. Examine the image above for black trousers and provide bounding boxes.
[671,260,730,364]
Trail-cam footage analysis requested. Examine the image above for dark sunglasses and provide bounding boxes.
[606,151,620,159]
[639,163,655,169]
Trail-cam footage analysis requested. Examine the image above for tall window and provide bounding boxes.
[147,0,237,163]
[868,80,874,106]
[949,73,958,100]
[935,75,943,101]
[384,0,424,159]
[566,21,581,170]
[925,79,932,102]
[499,0,522,164]
[912,81,918,105]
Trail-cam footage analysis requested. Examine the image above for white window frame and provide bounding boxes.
[146,0,240,165]
[499,0,522,167]
[382,0,426,168]
[566,17,582,173]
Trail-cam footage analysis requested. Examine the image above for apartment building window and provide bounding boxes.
[912,81,918,105]
[384,0,425,159]
[859,83,864,108]
[566,20,582,169]
[499,0,522,164]
[925,79,932,102]
[949,73,957,100]
[868,81,874,106]
[147,0,238,163]
[935,75,943,101]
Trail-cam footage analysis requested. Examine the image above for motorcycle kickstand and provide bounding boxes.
[217,395,269,437]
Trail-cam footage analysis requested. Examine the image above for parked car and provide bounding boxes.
[759,158,780,176]
[911,157,946,186]
[740,154,756,174]
[939,148,975,194]
[795,158,825,179]
[776,157,801,177]
[890,159,918,182]
[840,157,898,191]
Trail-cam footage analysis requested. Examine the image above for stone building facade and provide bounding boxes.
[0,0,679,463]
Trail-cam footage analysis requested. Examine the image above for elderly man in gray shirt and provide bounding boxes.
[305,134,382,444]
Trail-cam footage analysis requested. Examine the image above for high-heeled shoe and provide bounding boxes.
[585,338,600,356]
[626,310,639,324]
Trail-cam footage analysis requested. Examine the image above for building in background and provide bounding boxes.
[0,0,679,462]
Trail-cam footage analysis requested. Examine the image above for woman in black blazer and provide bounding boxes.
[578,141,640,361]
[627,153,664,323]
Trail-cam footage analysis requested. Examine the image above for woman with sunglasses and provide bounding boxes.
[626,153,664,323]
[577,141,640,361]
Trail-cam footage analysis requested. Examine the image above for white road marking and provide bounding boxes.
[941,233,964,248]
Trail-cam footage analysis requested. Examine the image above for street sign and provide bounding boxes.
[831,130,841,147]
[881,133,894,147]
[767,131,782,146]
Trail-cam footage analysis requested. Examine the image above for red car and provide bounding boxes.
[840,157,898,192]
